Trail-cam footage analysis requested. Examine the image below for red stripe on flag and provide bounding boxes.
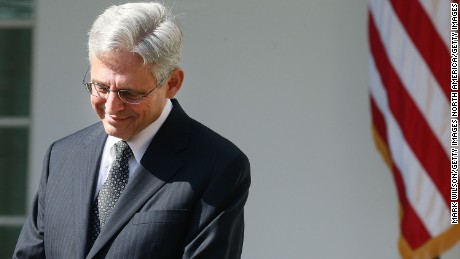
[370,96,432,249]
[368,13,450,205]
[393,165,432,249]
[390,0,450,99]
[370,97,388,145]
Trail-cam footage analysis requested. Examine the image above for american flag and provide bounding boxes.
[368,0,460,258]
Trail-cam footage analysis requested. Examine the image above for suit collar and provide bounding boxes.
[86,99,191,258]
[71,124,107,257]
[126,98,173,163]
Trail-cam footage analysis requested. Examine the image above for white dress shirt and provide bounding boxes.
[95,99,173,195]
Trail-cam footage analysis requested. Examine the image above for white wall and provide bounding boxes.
[28,0,435,258]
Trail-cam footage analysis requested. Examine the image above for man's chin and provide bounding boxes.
[102,123,131,140]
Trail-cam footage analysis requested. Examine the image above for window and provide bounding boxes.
[0,0,33,256]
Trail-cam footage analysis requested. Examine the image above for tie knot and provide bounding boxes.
[114,141,133,161]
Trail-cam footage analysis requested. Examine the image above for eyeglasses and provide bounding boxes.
[82,67,166,104]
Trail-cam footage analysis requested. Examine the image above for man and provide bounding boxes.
[13,2,250,258]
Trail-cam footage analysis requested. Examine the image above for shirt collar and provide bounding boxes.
[106,99,173,163]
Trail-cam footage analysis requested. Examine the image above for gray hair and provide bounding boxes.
[88,2,183,81]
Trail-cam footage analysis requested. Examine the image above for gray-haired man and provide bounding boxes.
[14,2,250,258]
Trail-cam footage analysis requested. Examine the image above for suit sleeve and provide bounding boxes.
[182,152,251,259]
[13,144,54,259]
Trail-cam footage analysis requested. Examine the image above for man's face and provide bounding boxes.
[90,50,169,140]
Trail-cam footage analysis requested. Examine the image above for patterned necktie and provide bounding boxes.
[89,140,133,245]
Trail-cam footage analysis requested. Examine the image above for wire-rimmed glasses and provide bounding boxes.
[82,67,166,104]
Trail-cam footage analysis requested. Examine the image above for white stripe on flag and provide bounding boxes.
[369,55,451,236]
[369,0,450,156]
[418,0,451,48]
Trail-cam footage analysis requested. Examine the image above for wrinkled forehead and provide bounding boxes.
[88,52,157,88]
[90,49,150,74]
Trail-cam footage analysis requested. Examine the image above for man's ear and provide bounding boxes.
[165,67,184,99]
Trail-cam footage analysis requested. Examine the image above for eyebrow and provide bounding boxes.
[91,81,142,93]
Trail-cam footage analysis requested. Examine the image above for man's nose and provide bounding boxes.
[104,91,125,113]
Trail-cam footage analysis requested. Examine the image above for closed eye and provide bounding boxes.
[93,83,110,93]
[120,90,144,100]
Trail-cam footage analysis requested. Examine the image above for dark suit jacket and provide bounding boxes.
[13,99,251,259]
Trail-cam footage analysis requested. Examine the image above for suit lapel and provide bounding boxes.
[87,99,190,258]
[72,124,107,257]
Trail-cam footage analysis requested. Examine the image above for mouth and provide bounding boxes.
[105,114,130,124]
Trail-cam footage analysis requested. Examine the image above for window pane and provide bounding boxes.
[0,226,22,257]
[0,28,31,117]
[0,0,33,20]
[0,128,28,215]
